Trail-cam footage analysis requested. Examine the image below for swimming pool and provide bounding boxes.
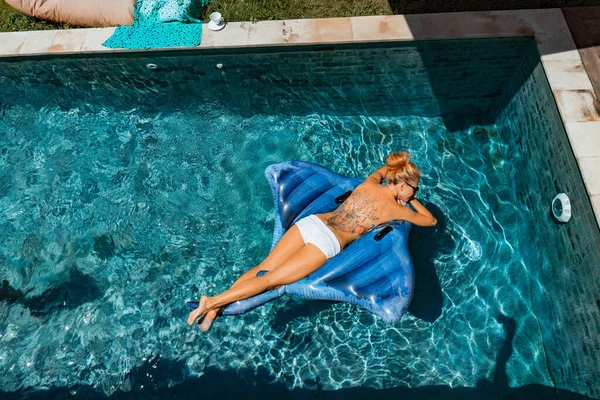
[0,38,599,399]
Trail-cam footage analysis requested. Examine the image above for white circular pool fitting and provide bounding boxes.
[552,193,572,223]
[146,63,158,70]
[216,63,223,69]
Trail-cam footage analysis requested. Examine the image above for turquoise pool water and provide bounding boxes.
[0,39,599,399]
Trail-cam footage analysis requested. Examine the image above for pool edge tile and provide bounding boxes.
[0,32,27,55]
[314,18,353,43]
[247,20,285,45]
[525,9,581,61]
[81,28,116,51]
[282,19,317,44]
[537,40,581,61]
[418,13,462,38]
[542,60,594,91]
[578,157,600,195]
[565,122,600,158]
[350,15,416,41]
[554,90,600,122]
[18,30,58,55]
[49,30,87,53]
[200,22,250,48]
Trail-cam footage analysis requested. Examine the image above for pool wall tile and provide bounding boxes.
[495,52,600,396]
[0,37,536,137]
[592,196,600,226]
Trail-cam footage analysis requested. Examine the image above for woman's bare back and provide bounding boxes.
[316,181,400,249]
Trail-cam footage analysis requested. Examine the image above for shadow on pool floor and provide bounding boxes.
[1,314,595,400]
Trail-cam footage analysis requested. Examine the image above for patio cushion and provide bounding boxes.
[5,0,135,27]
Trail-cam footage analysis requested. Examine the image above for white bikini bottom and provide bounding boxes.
[295,215,341,259]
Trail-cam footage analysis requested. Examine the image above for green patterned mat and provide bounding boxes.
[103,0,209,49]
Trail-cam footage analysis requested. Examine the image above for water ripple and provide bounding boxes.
[0,106,550,395]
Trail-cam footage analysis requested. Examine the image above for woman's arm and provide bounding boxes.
[366,166,388,184]
[396,198,437,227]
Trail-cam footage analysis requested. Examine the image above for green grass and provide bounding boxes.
[2,0,599,32]
[203,0,392,23]
[0,0,74,32]
[0,0,392,32]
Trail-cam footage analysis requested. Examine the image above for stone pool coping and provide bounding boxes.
[1,9,599,228]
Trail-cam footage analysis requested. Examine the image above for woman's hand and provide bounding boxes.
[397,198,406,206]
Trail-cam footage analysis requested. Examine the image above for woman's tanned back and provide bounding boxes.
[316,181,400,249]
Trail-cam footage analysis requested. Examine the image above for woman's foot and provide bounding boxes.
[187,295,210,325]
[198,309,219,332]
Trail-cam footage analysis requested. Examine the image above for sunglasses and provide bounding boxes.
[405,181,419,192]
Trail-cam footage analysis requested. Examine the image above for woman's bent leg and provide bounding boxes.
[187,244,328,326]
[193,225,305,330]
[224,225,305,285]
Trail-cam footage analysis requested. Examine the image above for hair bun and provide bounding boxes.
[386,151,410,170]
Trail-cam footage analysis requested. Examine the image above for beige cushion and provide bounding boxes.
[5,0,135,27]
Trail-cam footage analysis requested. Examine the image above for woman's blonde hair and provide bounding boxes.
[385,151,421,185]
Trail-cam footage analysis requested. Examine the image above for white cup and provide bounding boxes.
[210,12,224,26]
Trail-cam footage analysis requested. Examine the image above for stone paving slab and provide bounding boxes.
[563,8,600,227]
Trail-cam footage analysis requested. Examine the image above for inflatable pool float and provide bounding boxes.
[187,161,415,324]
